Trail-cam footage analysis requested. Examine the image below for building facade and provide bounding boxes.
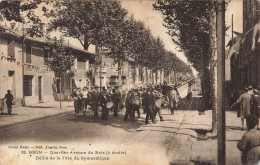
[0,25,93,105]
[227,0,260,98]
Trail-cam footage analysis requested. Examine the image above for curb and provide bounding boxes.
[0,110,73,129]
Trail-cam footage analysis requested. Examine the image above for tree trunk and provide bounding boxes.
[83,35,90,51]
[59,70,62,109]
[200,52,206,115]
[210,1,217,132]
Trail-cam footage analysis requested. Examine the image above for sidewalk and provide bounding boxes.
[187,110,245,165]
[0,101,74,128]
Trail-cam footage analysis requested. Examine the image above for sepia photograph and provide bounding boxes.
[0,0,259,164]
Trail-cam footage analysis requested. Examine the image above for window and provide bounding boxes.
[26,44,32,63]
[24,75,33,96]
[8,40,15,57]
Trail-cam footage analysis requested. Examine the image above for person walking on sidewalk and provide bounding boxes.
[236,86,253,130]
[237,114,260,165]
[3,90,14,115]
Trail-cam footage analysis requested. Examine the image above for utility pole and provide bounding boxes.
[216,0,226,164]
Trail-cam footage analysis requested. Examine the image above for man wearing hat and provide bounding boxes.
[3,90,14,115]
[82,86,89,115]
[152,89,164,121]
[168,86,180,115]
[100,88,109,121]
[124,90,135,122]
[143,88,155,124]
[111,87,121,117]
[235,86,254,130]
[71,87,82,115]
[90,86,100,119]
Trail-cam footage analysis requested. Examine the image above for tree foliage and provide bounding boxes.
[45,0,128,50]
[45,37,75,73]
[153,0,213,71]
[0,0,193,81]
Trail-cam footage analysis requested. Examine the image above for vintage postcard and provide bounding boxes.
[0,0,259,165]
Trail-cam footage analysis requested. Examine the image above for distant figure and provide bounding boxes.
[71,88,82,115]
[237,114,260,165]
[3,90,14,115]
[90,86,100,119]
[82,87,89,115]
[152,88,164,121]
[111,87,121,117]
[100,88,109,121]
[124,90,135,122]
[144,88,155,124]
[168,86,180,115]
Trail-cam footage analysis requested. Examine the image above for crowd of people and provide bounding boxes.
[70,83,181,124]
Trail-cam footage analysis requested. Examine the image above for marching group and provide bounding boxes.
[70,83,181,124]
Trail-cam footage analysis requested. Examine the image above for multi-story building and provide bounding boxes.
[0,25,93,105]
[228,0,260,97]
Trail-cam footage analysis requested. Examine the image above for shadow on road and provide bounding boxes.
[66,111,144,132]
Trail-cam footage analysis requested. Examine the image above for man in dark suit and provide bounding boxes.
[144,88,155,124]
[90,86,100,119]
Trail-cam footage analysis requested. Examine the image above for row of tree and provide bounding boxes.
[153,0,229,119]
[0,0,193,85]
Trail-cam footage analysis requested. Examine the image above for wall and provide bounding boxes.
[0,38,23,105]
[23,45,55,105]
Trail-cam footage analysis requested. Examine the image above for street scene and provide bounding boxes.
[0,0,260,165]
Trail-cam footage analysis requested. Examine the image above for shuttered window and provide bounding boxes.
[7,40,15,57]
[24,75,33,96]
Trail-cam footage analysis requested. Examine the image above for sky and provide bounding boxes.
[121,0,188,63]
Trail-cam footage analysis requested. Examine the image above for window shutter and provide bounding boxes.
[8,40,15,57]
